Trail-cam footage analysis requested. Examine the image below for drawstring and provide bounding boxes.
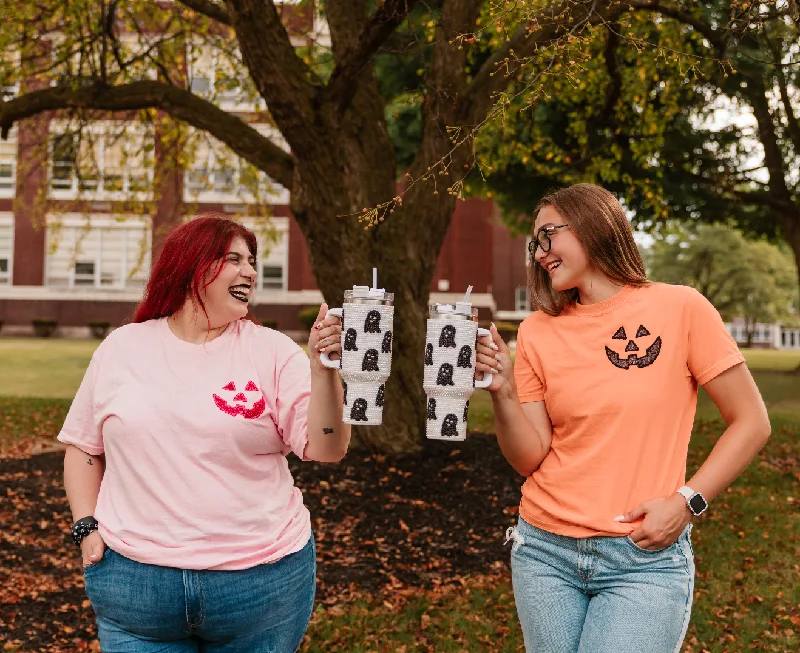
[504,526,525,547]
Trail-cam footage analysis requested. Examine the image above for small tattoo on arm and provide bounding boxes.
[87,459,93,466]
[323,428,334,434]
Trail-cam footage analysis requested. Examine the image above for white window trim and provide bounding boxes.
[0,212,13,285]
[0,126,17,199]
[186,42,266,113]
[183,125,289,204]
[515,286,529,312]
[48,120,154,201]
[45,213,151,290]
[239,216,289,294]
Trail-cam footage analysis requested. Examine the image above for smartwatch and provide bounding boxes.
[677,486,708,516]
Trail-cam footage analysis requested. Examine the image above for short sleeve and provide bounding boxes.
[514,321,546,403]
[684,288,745,385]
[275,350,312,460]
[57,349,104,456]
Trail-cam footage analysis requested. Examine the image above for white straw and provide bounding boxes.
[373,267,377,290]
[463,285,473,303]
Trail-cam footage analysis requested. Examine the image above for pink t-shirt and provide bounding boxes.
[58,317,312,570]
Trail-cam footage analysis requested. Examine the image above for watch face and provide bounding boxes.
[689,493,707,515]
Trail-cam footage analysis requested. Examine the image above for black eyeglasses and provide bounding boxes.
[528,224,569,257]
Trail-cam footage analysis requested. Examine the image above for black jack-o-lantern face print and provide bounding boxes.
[463,400,469,423]
[441,414,459,438]
[350,398,369,422]
[605,324,662,370]
[344,328,359,351]
[425,343,433,365]
[362,349,380,371]
[439,325,457,348]
[381,331,393,354]
[436,363,455,386]
[457,345,472,368]
[343,382,348,406]
[376,384,385,407]
[213,380,265,419]
[364,310,382,334]
[427,397,437,420]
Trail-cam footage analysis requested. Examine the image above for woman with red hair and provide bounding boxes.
[58,214,348,652]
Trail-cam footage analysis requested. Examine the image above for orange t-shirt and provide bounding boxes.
[514,283,744,538]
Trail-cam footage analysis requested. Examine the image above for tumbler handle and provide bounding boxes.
[319,308,344,369]
[474,327,494,389]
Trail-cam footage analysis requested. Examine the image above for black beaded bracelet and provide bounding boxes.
[71,516,99,548]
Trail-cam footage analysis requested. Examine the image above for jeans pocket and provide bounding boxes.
[625,536,673,554]
[83,548,113,577]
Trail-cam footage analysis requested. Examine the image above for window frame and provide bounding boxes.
[45,214,152,290]
[0,213,13,285]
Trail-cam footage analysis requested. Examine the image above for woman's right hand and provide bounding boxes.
[81,530,107,567]
[476,323,514,395]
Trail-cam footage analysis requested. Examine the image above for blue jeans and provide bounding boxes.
[83,535,316,653]
[508,517,694,653]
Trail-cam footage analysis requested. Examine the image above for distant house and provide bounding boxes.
[725,318,800,350]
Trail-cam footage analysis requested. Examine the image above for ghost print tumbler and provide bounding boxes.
[424,301,493,441]
[320,286,394,425]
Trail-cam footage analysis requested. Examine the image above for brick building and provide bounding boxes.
[0,7,532,336]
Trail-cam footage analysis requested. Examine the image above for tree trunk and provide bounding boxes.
[782,212,800,295]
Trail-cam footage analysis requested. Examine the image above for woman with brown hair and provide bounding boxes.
[475,184,770,652]
[59,214,348,652]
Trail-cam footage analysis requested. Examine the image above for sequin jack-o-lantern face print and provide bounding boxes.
[213,380,265,419]
[604,325,662,370]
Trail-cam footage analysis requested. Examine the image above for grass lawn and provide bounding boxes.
[1,340,798,652]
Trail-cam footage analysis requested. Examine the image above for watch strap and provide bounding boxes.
[71,516,99,548]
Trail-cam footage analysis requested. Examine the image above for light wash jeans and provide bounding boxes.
[508,517,694,653]
[82,535,316,653]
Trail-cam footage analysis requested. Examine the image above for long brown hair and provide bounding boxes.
[528,184,647,316]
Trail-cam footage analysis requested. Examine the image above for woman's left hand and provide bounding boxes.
[308,304,342,373]
[616,494,691,551]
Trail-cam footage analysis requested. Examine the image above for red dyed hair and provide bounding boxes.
[133,214,258,323]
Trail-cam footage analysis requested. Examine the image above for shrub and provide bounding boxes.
[32,318,58,338]
[88,320,111,339]
[297,306,320,330]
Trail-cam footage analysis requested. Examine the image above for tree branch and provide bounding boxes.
[176,0,231,25]
[0,81,295,188]
[463,0,619,126]
[224,0,321,151]
[621,1,726,52]
[765,32,800,154]
[326,0,423,113]
[741,73,795,209]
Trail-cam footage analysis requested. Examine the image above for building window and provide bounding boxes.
[73,261,96,285]
[0,133,16,194]
[187,44,263,109]
[238,217,288,292]
[49,125,153,196]
[46,218,151,290]
[184,134,274,200]
[515,286,529,312]
[262,265,284,289]
[0,218,11,284]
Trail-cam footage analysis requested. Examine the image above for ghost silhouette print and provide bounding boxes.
[350,398,369,421]
[441,414,459,437]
